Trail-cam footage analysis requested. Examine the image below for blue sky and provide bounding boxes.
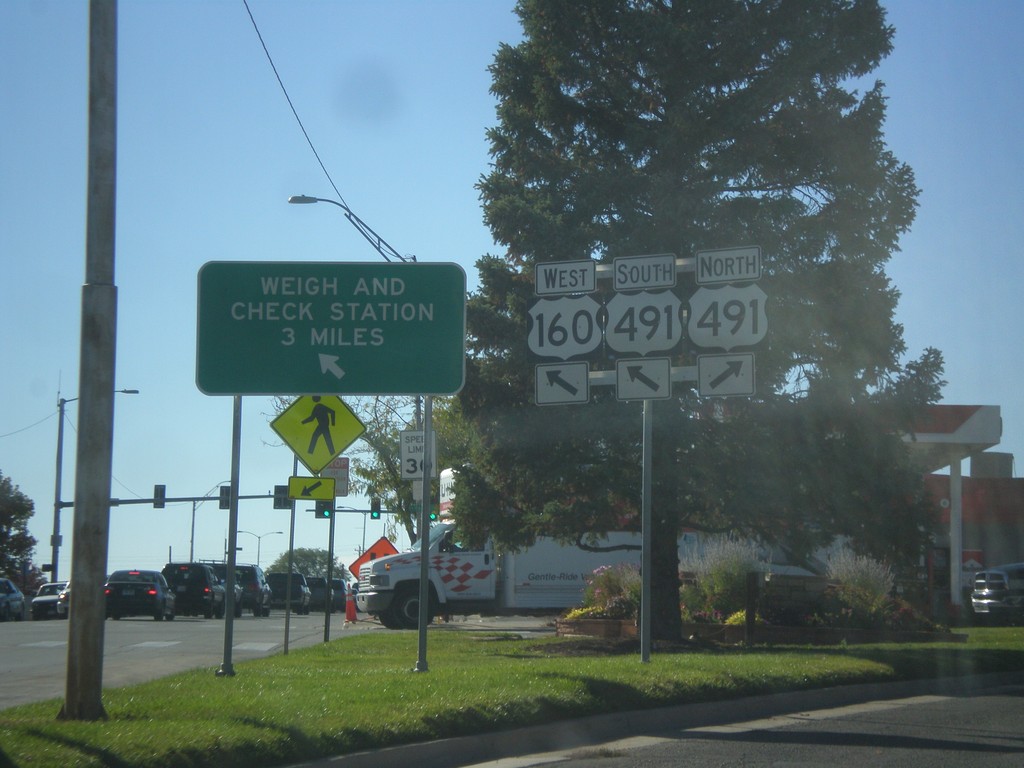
[2,1,1022,578]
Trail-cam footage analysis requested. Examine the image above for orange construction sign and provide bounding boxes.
[349,537,400,581]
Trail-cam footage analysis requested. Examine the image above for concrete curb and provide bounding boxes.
[285,670,1024,768]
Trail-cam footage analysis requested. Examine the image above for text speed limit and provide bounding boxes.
[604,290,684,355]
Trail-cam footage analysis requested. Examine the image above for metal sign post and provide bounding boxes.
[528,249,766,663]
[414,395,434,673]
[217,395,243,678]
[641,399,653,663]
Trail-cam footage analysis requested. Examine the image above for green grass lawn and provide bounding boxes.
[2,627,1023,768]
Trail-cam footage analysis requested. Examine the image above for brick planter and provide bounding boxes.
[555,619,966,645]
[555,619,637,639]
[680,623,967,645]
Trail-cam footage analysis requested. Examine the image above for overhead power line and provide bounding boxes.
[242,0,346,207]
[242,1,413,262]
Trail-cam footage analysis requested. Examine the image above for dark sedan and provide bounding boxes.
[104,570,176,621]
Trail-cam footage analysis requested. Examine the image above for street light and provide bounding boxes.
[236,530,283,568]
[51,388,138,582]
[289,193,431,667]
[287,195,413,263]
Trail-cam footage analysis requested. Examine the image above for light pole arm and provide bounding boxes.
[287,195,413,264]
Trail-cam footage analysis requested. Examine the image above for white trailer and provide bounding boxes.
[356,521,697,629]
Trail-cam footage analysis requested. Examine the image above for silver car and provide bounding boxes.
[971,563,1024,624]
[31,581,68,620]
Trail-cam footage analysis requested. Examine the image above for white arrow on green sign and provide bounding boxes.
[196,261,466,395]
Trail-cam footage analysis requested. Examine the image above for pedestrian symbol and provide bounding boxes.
[271,395,366,474]
[303,396,337,455]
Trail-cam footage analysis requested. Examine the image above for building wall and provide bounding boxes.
[924,474,1024,569]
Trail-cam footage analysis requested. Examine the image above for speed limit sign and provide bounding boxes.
[400,430,438,480]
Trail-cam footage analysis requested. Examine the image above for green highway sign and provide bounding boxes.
[196,261,466,395]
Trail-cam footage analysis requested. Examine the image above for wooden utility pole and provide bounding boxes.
[60,0,118,721]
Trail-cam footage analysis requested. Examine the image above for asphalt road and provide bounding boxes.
[308,673,1024,768]
[478,677,1024,767]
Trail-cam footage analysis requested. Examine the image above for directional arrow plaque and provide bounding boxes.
[616,358,671,400]
[697,353,755,397]
[288,475,336,502]
[535,362,590,405]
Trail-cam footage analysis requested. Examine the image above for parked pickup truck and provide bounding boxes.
[356,521,666,629]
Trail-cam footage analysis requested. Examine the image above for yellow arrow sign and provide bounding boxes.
[287,476,336,501]
[271,395,366,474]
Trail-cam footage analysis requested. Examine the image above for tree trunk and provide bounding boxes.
[650,507,682,641]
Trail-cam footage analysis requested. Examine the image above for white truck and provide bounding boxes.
[355,520,695,629]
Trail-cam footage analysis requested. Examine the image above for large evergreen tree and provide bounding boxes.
[457,0,944,639]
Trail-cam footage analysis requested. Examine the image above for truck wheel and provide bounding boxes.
[378,610,404,630]
[392,587,434,630]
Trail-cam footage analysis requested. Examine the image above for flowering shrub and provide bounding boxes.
[564,563,640,621]
[826,549,894,603]
[724,609,765,626]
[564,545,940,633]
[807,586,938,631]
[679,537,769,619]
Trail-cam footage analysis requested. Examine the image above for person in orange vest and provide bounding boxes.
[345,580,357,623]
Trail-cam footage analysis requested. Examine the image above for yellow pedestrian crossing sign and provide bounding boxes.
[271,395,366,474]
[288,476,336,502]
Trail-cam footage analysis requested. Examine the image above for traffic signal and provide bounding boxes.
[153,484,166,509]
[428,511,439,521]
[273,484,290,510]
[219,485,231,509]
[315,500,333,519]
[370,497,381,520]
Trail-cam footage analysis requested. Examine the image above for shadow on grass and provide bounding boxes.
[229,715,385,767]
[16,729,133,768]
[837,646,1024,680]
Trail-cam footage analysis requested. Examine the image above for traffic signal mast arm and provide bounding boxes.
[56,491,274,510]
